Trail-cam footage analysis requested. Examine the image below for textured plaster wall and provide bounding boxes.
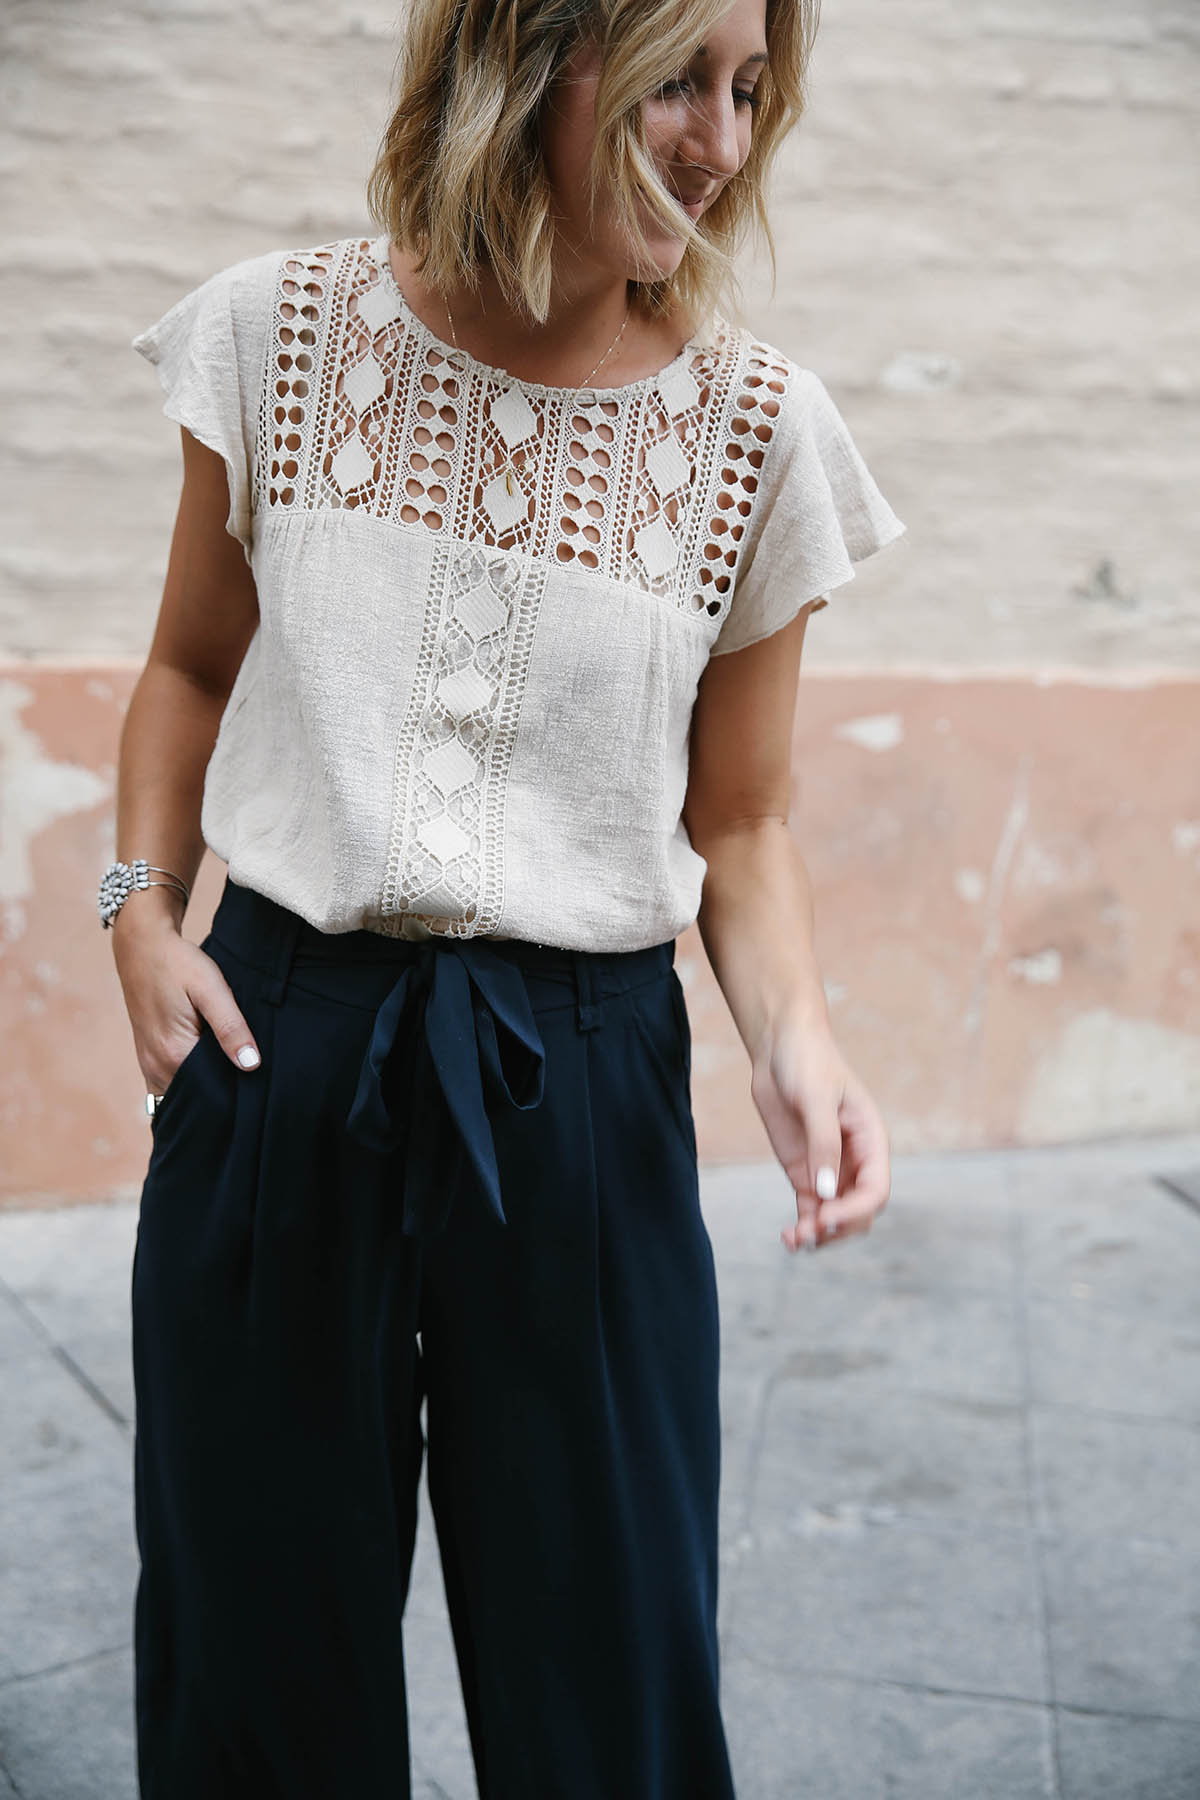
[1,0,1196,664]
[1,1,1197,1193]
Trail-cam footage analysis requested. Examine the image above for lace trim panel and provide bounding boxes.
[258,238,794,621]
[255,237,794,936]
[378,539,548,938]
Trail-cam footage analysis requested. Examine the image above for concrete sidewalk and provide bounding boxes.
[2,1136,1199,1799]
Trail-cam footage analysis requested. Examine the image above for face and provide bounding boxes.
[540,0,769,289]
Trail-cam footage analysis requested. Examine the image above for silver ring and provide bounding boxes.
[145,1092,163,1119]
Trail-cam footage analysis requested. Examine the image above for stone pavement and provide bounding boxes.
[1,1136,1199,1800]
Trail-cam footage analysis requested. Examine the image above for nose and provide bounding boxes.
[679,93,744,185]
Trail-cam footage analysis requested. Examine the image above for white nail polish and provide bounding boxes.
[815,1166,837,1201]
[237,1045,261,1069]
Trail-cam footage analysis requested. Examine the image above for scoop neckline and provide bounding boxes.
[363,235,707,403]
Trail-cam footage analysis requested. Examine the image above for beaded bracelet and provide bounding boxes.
[98,859,191,929]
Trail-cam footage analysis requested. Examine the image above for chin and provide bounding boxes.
[617,211,691,278]
[626,238,688,283]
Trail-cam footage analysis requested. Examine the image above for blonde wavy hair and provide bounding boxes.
[366,0,821,332]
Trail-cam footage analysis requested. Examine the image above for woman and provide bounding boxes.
[107,0,905,1793]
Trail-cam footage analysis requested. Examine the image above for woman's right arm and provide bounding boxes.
[111,425,264,1092]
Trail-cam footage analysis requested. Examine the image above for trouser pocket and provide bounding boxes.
[626,969,698,1161]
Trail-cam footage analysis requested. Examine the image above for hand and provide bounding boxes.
[749,1015,891,1253]
[111,915,261,1095]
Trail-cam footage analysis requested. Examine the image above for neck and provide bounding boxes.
[390,242,648,383]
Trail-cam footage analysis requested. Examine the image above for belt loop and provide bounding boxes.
[259,900,304,1008]
[575,952,602,1033]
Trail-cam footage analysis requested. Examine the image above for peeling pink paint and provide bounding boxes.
[3,667,1199,1204]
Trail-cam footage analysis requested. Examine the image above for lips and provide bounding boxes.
[647,180,715,231]
[667,186,714,223]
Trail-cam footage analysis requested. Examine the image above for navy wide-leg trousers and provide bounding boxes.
[130,875,736,1800]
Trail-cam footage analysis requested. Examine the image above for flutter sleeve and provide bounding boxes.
[709,366,907,656]
[131,250,278,564]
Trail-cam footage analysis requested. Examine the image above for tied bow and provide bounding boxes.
[345,939,547,1238]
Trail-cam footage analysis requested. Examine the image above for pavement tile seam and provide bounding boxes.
[0,1465,135,1521]
[1154,1175,1200,1221]
[1052,1701,1200,1730]
[2,1142,1198,1796]
[1023,1290,1200,1324]
[1025,1395,1200,1433]
[759,1368,1026,1412]
[1023,1289,1200,1340]
[0,1643,130,1694]
[720,1506,1200,1566]
[0,1343,133,1460]
[721,1503,1200,1595]
[772,1266,1027,1300]
[410,1767,456,1800]
[706,1134,1200,1183]
[711,1258,787,1647]
[721,1632,1058,1714]
[745,1386,1025,1422]
[992,1134,1200,1178]
[719,1510,1038,1559]
[0,1275,80,1357]
[773,1268,1026,1302]
[0,1273,135,1437]
[1044,1519,1200,1558]
[45,1344,132,1435]
[0,1283,47,1352]
[1012,1201,1063,1739]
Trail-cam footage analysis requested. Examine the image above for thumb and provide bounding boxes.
[781,1146,838,1252]
[812,1155,840,1205]
[780,1150,842,1254]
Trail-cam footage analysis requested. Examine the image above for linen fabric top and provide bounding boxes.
[131,233,906,951]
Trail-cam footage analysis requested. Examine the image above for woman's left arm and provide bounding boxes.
[683,602,891,1254]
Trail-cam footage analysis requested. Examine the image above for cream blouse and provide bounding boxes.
[131,233,906,950]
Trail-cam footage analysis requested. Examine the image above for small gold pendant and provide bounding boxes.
[504,464,515,497]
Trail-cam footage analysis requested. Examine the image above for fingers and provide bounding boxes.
[814,1087,891,1239]
[781,1201,852,1255]
[193,972,261,1072]
[783,1127,844,1253]
[815,1162,839,1202]
[781,1079,891,1254]
[147,959,261,1091]
[749,1033,891,1258]
[780,1200,820,1254]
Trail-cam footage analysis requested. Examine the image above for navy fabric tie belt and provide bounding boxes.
[344,938,547,1239]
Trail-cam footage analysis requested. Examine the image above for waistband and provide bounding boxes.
[209,878,675,1015]
[207,878,678,1240]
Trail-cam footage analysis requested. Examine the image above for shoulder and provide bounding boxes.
[689,315,833,488]
[706,320,886,485]
[133,244,295,371]
[160,236,364,366]
[254,231,390,294]
[177,242,296,319]
[215,233,397,336]
[697,314,827,427]
[178,232,383,328]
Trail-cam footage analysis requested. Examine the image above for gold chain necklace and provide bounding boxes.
[443,289,632,498]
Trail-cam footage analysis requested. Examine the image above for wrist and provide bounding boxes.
[109,887,187,938]
[750,982,833,1066]
[98,857,191,934]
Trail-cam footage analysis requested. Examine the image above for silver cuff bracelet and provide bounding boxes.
[98,859,191,929]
